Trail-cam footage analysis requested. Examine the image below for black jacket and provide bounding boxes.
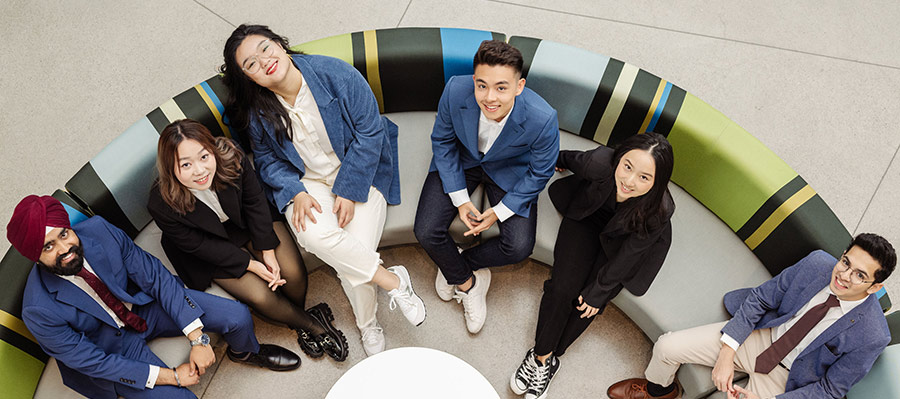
[147,155,279,290]
[549,146,675,305]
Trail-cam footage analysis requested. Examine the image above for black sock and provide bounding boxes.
[228,348,251,360]
[646,381,675,397]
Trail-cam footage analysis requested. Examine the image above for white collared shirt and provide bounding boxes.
[60,260,203,388]
[189,188,228,223]
[721,286,866,370]
[277,74,342,186]
[448,104,516,222]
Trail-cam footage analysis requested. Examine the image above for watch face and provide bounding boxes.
[200,333,210,345]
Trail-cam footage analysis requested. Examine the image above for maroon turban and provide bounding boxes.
[7,195,71,262]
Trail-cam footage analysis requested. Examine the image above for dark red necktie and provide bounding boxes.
[755,294,840,373]
[76,268,148,332]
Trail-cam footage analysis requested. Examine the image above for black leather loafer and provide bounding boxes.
[307,303,349,362]
[296,328,324,358]
[227,344,301,371]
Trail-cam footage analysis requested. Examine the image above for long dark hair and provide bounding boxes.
[612,132,675,236]
[156,119,243,215]
[220,24,301,144]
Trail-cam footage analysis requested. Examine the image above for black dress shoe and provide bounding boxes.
[296,328,324,358]
[227,344,301,371]
[307,303,349,362]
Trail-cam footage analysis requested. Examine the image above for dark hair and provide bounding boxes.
[612,133,675,236]
[220,24,301,144]
[156,119,243,215]
[472,40,523,75]
[847,233,896,284]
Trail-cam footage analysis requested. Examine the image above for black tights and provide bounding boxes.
[214,222,325,335]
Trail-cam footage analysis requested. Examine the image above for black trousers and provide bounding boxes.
[533,215,623,357]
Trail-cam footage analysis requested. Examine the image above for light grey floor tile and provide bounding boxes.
[491,0,900,68]
[855,149,900,307]
[401,0,900,232]
[196,0,411,45]
[0,0,233,253]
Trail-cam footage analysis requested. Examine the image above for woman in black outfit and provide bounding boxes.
[511,133,676,399]
[147,119,348,361]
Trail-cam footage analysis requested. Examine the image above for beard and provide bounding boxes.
[40,245,85,276]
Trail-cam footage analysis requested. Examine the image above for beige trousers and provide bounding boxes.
[284,180,387,329]
[644,321,790,399]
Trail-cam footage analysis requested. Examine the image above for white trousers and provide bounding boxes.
[644,321,789,398]
[284,180,387,329]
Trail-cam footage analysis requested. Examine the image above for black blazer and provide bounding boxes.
[147,155,279,290]
[549,146,675,304]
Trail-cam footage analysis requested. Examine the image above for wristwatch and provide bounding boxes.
[190,333,210,347]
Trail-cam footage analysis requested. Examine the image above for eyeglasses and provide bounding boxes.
[241,39,277,74]
[837,255,873,285]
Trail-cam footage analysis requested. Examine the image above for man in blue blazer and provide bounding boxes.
[414,40,560,334]
[8,195,299,399]
[608,233,895,399]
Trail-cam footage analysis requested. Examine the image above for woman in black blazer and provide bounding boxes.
[510,133,676,398]
[147,119,348,361]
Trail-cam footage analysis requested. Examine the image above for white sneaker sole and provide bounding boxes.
[510,372,527,395]
[435,269,455,302]
[390,266,427,326]
[464,269,491,334]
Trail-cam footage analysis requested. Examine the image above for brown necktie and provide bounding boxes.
[76,268,148,332]
[755,294,840,373]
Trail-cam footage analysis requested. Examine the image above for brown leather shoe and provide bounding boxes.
[607,378,679,399]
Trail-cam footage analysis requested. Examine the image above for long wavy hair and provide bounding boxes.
[612,132,675,236]
[220,24,302,145]
[156,119,243,215]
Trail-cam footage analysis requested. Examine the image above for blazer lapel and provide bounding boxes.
[483,98,526,161]
[217,185,243,228]
[796,297,872,360]
[42,236,120,328]
[183,200,229,239]
[459,96,482,158]
[292,55,344,160]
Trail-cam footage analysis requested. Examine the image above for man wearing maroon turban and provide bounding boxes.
[9,196,301,399]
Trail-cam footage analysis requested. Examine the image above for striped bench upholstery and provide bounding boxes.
[5,27,886,398]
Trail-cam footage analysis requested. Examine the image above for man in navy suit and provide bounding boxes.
[8,195,300,399]
[608,233,896,399]
[414,40,560,334]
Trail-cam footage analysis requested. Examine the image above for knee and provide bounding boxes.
[222,301,254,332]
[652,331,677,360]
[298,227,344,254]
[500,235,534,263]
[542,278,575,304]
[413,216,446,246]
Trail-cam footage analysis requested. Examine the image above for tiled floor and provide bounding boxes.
[4,1,899,398]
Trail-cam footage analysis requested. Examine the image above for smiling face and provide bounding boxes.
[830,245,884,301]
[472,64,525,122]
[39,227,84,276]
[614,149,656,202]
[175,139,216,190]
[234,34,291,89]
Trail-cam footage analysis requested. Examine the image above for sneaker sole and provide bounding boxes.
[465,269,491,334]
[435,270,454,302]
[510,372,527,395]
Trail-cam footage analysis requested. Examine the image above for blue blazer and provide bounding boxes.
[429,75,560,217]
[248,54,401,212]
[722,250,890,399]
[22,216,205,398]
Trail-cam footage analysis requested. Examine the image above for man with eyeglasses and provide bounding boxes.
[607,233,896,399]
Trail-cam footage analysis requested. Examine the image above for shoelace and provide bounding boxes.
[529,360,552,392]
[362,327,383,344]
[454,291,485,322]
[389,290,412,311]
[516,356,538,384]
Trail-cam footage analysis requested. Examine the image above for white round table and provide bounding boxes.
[326,347,500,399]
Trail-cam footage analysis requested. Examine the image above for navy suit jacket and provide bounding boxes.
[248,54,401,212]
[429,75,560,217]
[22,216,204,398]
[722,250,890,399]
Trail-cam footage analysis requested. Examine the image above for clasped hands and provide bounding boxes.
[247,249,285,291]
[161,329,214,387]
[457,201,499,237]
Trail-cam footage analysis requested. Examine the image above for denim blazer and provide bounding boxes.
[248,54,400,212]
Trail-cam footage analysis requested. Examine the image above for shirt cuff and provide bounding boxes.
[182,319,204,337]
[448,189,471,208]
[146,365,160,388]
[720,333,740,352]
[492,202,515,222]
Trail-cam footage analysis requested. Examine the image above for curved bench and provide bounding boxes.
[0,27,886,398]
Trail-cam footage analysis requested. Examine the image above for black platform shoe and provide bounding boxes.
[227,344,301,371]
[307,303,349,361]
[296,328,325,358]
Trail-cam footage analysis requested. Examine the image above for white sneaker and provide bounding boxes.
[435,269,455,301]
[360,325,385,356]
[387,265,427,326]
[454,268,490,333]
[511,348,538,395]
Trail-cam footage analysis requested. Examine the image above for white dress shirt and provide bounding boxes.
[448,104,516,222]
[721,286,865,370]
[60,260,204,388]
[277,74,342,186]
[190,188,228,223]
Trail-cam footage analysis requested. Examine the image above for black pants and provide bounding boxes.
[533,216,623,357]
